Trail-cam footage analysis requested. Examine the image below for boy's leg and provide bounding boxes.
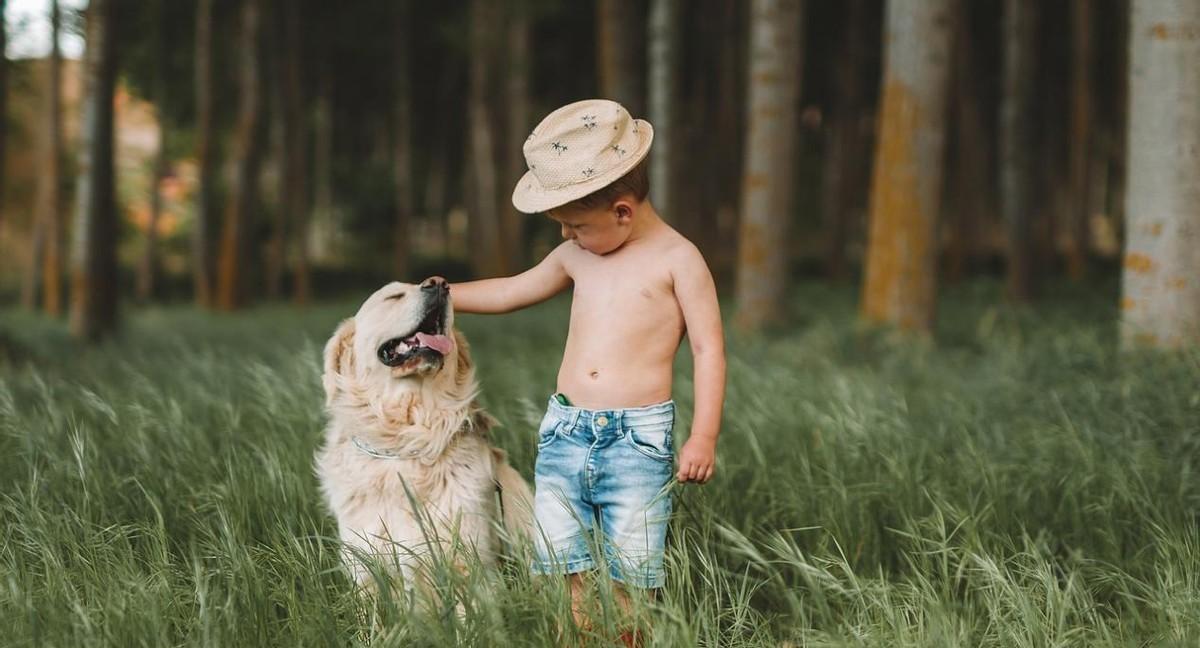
[592,409,675,647]
[568,572,590,631]
[594,435,673,590]
[530,404,595,577]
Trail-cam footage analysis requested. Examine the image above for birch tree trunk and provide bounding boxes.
[69,0,119,340]
[216,0,265,310]
[597,0,643,114]
[1001,0,1036,301]
[193,0,216,306]
[1119,0,1200,349]
[734,0,802,332]
[648,0,679,220]
[860,0,953,333]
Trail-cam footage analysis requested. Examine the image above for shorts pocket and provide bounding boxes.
[626,425,674,463]
[537,412,566,449]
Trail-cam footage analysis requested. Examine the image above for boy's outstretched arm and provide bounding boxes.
[671,243,726,485]
[448,243,572,314]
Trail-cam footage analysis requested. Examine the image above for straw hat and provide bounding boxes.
[511,99,654,214]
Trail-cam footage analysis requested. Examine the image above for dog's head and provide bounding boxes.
[323,277,472,407]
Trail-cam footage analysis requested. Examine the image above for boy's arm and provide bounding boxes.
[449,243,572,314]
[671,243,726,484]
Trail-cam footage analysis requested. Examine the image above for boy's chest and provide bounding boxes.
[567,254,675,305]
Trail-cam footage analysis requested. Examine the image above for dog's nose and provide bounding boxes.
[421,276,448,296]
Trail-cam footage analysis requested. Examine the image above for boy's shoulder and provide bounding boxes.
[655,228,710,272]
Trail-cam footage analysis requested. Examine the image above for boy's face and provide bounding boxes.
[547,199,635,255]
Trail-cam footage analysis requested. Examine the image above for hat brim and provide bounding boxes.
[511,120,654,214]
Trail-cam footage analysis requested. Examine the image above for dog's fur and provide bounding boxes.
[316,279,533,588]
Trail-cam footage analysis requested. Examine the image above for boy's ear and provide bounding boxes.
[322,318,357,405]
[613,199,634,222]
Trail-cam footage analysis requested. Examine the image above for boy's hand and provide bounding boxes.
[677,435,716,484]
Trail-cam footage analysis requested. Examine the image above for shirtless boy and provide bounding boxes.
[448,99,725,634]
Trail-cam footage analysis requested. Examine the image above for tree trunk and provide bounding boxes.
[1000,0,1036,300]
[425,58,461,257]
[216,0,265,311]
[1066,0,1093,281]
[712,0,744,280]
[283,8,310,305]
[193,0,216,307]
[0,0,7,231]
[1119,0,1200,350]
[265,2,303,302]
[648,0,679,220]
[69,0,119,340]
[309,64,336,265]
[24,1,63,314]
[264,11,286,302]
[21,206,45,309]
[392,0,414,281]
[39,0,66,314]
[1107,0,1130,243]
[137,4,167,303]
[502,1,531,271]
[734,0,803,332]
[945,1,989,284]
[860,0,954,333]
[822,0,866,281]
[467,0,504,278]
[596,0,643,114]
[137,129,167,303]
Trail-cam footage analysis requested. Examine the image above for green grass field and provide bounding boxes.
[2,281,1199,646]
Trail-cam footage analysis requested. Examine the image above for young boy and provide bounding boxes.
[448,99,725,632]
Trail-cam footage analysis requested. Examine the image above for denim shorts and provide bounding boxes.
[530,394,675,589]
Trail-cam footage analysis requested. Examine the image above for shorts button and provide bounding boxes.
[596,416,608,427]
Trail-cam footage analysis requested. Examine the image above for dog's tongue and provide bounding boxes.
[415,332,453,354]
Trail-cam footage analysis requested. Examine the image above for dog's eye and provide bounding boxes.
[386,292,406,301]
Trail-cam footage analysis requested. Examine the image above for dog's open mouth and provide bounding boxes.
[377,304,453,367]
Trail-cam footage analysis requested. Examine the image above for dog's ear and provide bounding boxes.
[469,405,499,436]
[453,329,473,382]
[322,318,356,405]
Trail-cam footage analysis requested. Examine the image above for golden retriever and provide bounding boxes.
[316,277,532,589]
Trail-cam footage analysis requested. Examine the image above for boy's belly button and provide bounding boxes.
[589,370,599,379]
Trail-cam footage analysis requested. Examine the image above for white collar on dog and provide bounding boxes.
[350,435,422,460]
[349,417,477,462]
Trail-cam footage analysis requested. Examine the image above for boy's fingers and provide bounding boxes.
[703,466,713,483]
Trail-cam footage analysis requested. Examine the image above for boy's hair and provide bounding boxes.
[550,158,649,214]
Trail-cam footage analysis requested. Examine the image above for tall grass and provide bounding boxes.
[1,280,1198,646]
